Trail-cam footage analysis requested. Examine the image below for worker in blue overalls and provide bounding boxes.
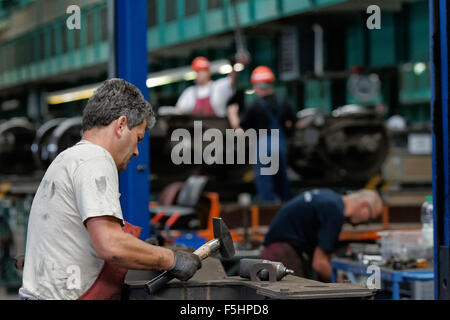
[227,66,297,203]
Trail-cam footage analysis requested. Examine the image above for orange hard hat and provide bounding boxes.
[192,57,210,71]
[251,66,275,84]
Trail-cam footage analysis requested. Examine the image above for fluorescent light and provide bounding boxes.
[146,75,174,88]
[233,63,245,72]
[183,71,197,81]
[47,85,99,105]
[219,64,233,74]
[413,62,426,75]
[47,59,234,105]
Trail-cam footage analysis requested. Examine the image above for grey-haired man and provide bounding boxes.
[19,79,201,300]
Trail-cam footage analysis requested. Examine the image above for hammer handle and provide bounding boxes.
[193,244,213,260]
[145,270,173,295]
[145,242,215,295]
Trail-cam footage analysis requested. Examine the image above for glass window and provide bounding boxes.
[15,40,21,67]
[185,0,199,17]
[10,43,16,69]
[50,27,56,57]
[23,36,29,65]
[0,47,3,73]
[165,0,177,22]
[147,0,157,27]
[207,0,222,10]
[1,46,5,72]
[0,48,4,73]
[39,31,45,61]
[100,6,108,41]
[5,45,9,71]
[74,29,81,50]
[61,23,67,54]
[86,12,94,46]
[28,35,35,63]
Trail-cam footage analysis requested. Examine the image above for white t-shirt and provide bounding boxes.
[19,140,123,300]
[176,76,234,117]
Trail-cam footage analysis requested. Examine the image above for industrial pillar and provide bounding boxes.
[111,0,150,240]
[430,0,450,300]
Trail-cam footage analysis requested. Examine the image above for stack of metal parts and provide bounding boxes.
[0,118,36,175]
[290,106,388,182]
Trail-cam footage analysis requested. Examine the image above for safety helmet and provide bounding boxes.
[251,66,275,84]
[191,57,211,71]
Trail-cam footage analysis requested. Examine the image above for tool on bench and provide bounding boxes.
[145,217,235,294]
[239,259,294,282]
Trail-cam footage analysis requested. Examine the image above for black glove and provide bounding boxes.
[167,250,201,281]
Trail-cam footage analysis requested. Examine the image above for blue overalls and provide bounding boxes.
[254,97,291,203]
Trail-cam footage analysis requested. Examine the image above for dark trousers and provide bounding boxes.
[254,152,291,203]
[261,242,312,278]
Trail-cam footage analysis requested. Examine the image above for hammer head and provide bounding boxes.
[212,217,235,259]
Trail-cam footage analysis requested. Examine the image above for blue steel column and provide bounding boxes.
[430,0,450,299]
[115,0,150,240]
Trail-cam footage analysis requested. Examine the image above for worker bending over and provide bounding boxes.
[19,79,201,300]
[227,66,296,203]
[261,189,382,282]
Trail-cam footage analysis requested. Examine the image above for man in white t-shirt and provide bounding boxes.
[18,79,201,300]
[175,56,237,117]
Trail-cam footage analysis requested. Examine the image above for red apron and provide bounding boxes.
[192,96,216,116]
[77,221,142,300]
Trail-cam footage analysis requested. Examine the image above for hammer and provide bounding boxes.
[145,217,235,294]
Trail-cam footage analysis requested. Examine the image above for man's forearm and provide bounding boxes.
[312,247,332,282]
[106,232,174,270]
[313,261,332,282]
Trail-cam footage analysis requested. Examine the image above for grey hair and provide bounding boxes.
[82,78,156,132]
[352,189,383,218]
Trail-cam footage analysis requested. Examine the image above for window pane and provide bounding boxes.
[50,27,56,57]
[11,44,16,69]
[207,0,222,10]
[23,36,30,64]
[15,40,22,67]
[100,6,108,41]
[28,35,35,63]
[5,46,9,71]
[0,48,4,73]
[147,0,157,27]
[86,13,94,46]
[74,29,80,50]
[0,48,3,73]
[61,24,67,54]
[39,31,45,61]
[185,0,199,17]
[165,0,177,22]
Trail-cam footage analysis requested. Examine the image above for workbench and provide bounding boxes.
[331,258,434,300]
[124,258,376,300]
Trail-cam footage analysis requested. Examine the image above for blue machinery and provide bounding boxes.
[112,0,150,240]
[430,0,450,300]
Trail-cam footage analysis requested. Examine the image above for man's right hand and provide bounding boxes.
[167,250,201,281]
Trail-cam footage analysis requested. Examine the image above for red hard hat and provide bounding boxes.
[251,66,275,84]
[192,57,210,71]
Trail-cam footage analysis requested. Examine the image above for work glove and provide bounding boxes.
[167,249,201,281]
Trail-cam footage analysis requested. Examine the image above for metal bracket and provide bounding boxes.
[250,263,277,282]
